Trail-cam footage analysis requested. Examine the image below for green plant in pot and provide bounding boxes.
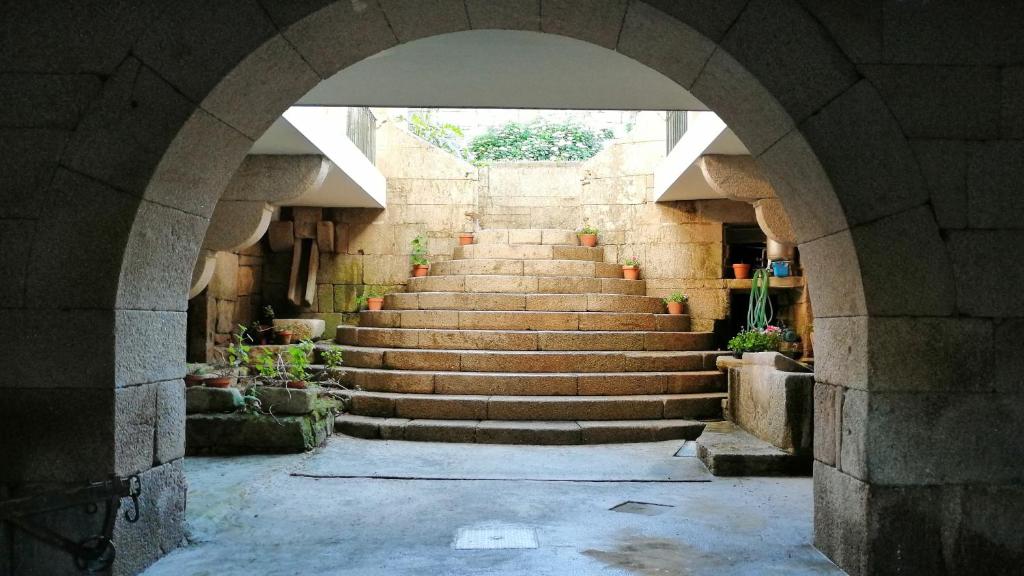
[285,340,315,389]
[210,325,251,388]
[727,326,782,359]
[275,321,296,345]
[663,292,688,315]
[356,286,386,311]
[410,234,430,277]
[622,256,641,280]
[185,363,209,387]
[577,221,599,247]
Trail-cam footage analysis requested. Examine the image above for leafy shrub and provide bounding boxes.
[407,112,465,159]
[410,234,429,267]
[322,346,344,368]
[727,327,782,354]
[663,292,688,304]
[469,121,613,163]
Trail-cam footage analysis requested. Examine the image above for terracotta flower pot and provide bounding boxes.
[276,330,294,345]
[367,297,384,311]
[458,233,474,246]
[666,301,685,315]
[732,263,751,279]
[578,233,597,247]
[286,380,308,390]
[622,265,640,280]
[412,264,429,277]
[206,376,233,389]
[184,374,206,387]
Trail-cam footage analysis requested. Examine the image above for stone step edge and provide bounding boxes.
[334,327,714,352]
[335,414,709,444]
[384,292,666,312]
[329,365,726,380]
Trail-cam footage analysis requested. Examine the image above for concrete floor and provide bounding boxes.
[143,437,844,576]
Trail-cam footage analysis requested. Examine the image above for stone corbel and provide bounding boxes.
[699,154,797,245]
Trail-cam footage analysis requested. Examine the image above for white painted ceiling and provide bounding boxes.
[297,30,708,111]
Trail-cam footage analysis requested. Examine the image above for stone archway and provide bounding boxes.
[2,2,1016,575]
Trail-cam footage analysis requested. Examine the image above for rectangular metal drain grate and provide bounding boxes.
[453,526,539,550]
[610,501,675,516]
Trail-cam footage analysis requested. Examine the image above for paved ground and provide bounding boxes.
[143,437,844,576]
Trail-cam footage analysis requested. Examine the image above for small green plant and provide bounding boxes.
[663,292,689,304]
[262,305,275,320]
[286,340,315,382]
[239,388,263,415]
[322,346,344,368]
[578,223,598,236]
[406,112,466,159]
[355,286,385,308]
[624,257,640,267]
[727,326,782,354]
[410,234,430,267]
[251,350,281,379]
[186,363,209,376]
[226,325,251,368]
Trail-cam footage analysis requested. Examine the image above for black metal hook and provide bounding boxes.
[122,475,141,523]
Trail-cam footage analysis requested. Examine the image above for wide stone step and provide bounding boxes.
[337,326,715,351]
[330,366,725,395]
[473,228,580,246]
[384,292,665,313]
[454,244,603,262]
[358,310,690,331]
[430,258,623,278]
[408,275,644,295]
[341,390,726,421]
[336,414,708,445]
[340,346,720,373]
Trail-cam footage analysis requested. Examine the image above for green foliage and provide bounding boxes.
[356,286,386,308]
[727,327,782,354]
[322,346,344,368]
[578,222,599,236]
[468,120,612,164]
[239,388,263,415]
[663,292,688,304]
[226,325,251,368]
[624,257,640,267]
[410,234,429,267]
[407,112,465,158]
[186,363,209,376]
[251,350,280,379]
[287,340,315,382]
[262,305,275,320]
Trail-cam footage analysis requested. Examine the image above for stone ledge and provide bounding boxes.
[185,387,243,414]
[186,412,332,455]
[696,422,811,476]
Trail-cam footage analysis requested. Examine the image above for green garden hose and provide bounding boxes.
[747,267,773,330]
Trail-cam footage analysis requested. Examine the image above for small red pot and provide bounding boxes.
[666,301,685,315]
[412,264,429,277]
[732,263,751,279]
[184,374,205,387]
[276,330,294,345]
[578,233,597,247]
[367,297,384,311]
[458,233,474,246]
[622,266,640,280]
[206,376,232,389]
[286,380,308,390]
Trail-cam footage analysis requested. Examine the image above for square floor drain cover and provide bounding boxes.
[610,501,675,516]
[453,526,539,550]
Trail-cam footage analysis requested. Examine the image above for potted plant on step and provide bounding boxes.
[275,322,295,345]
[727,326,782,359]
[185,363,209,387]
[732,261,751,279]
[357,286,386,311]
[209,325,251,387]
[285,340,315,389]
[410,234,430,277]
[663,292,688,315]
[577,221,599,247]
[622,256,641,280]
[458,211,479,246]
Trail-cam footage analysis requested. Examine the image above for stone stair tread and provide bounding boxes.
[335,414,708,444]
[358,310,691,332]
[695,422,811,476]
[336,326,716,352]
[454,244,605,262]
[430,259,624,278]
[383,292,665,313]
[408,275,645,296]
[341,389,727,421]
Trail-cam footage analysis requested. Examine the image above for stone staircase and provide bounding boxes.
[333,228,728,444]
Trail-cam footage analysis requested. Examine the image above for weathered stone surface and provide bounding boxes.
[435,373,577,396]
[253,386,316,415]
[577,373,666,395]
[814,383,840,467]
[696,422,809,476]
[186,411,332,455]
[395,395,488,420]
[947,230,1024,317]
[385,349,461,371]
[813,462,868,576]
[402,419,479,443]
[617,1,715,89]
[541,0,628,48]
[967,140,1024,229]
[526,294,588,311]
[379,0,468,42]
[910,139,968,230]
[465,0,539,30]
[728,355,814,455]
[487,396,664,421]
[112,459,187,575]
[538,331,643,351]
[477,420,581,445]
[185,386,243,414]
[155,380,186,464]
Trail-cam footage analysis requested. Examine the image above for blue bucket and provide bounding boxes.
[771,260,791,278]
